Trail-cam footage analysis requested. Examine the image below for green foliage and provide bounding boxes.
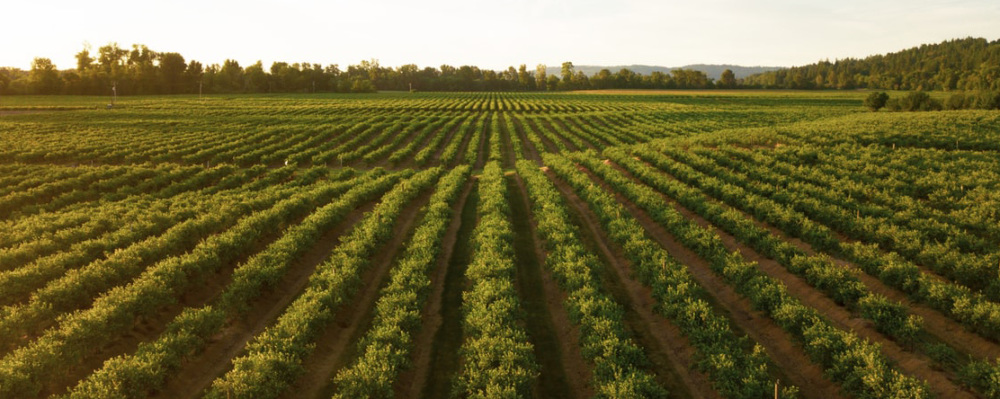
[204,169,441,399]
[743,37,1000,91]
[863,92,889,111]
[886,91,942,112]
[455,162,538,397]
[332,166,469,398]
[516,160,666,397]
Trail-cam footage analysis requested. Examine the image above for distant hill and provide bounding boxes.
[545,64,784,80]
[741,37,1000,90]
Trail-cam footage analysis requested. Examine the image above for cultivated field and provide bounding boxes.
[0,91,999,398]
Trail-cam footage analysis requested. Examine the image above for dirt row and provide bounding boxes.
[37,190,376,397]
[603,158,994,398]
[542,168,724,399]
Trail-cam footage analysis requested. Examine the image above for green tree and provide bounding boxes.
[216,59,244,92]
[186,60,203,93]
[535,64,547,91]
[158,52,186,94]
[127,44,157,94]
[560,61,574,89]
[863,92,889,111]
[29,58,61,94]
[243,61,266,92]
[517,64,534,90]
[718,69,736,89]
[75,48,94,71]
[546,74,559,91]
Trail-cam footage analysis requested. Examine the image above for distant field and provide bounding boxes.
[1,91,999,398]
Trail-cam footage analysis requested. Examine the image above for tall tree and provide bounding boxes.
[158,52,186,94]
[718,69,736,88]
[560,61,574,89]
[535,64,547,91]
[517,64,534,90]
[29,58,61,94]
[75,47,94,71]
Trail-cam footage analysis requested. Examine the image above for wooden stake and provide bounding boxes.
[775,379,780,399]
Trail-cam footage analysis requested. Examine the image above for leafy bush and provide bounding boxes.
[864,92,889,111]
[886,91,942,112]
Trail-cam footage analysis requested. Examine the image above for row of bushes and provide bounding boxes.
[516,160,666,397]
[866,90,1000,112]
[0,173,361,398]
[205,168,441,399]
[664,145,999,300]
[60,171,401,398]
[543,154,783,398]
[333,166,470,397]
[653,144,1000,336]
[631,145,1000,395]
[600,149,923,344]
[562,152,931,398]
[455,162,539,397]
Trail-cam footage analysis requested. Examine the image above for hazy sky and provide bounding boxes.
[4,0,1000,71]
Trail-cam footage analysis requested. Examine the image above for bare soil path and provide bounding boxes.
[395,179,475,398]
[508,173,593,398]
[43,196,339,398]
[151,200,379,399]
[544,169,720,399]
[280,190,434,399]
[568,164,846,399]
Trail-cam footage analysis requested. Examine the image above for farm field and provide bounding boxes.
[1,91,999,398]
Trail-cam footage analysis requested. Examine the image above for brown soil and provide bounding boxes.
[474,114,490,169]
[497,113,518,169]
[606,160,977,398]
[508,174,594,398]
[639,153,1000,364]
[149,200,377,399]
[280,190,434,399]
[448,113,482,168]
[515,115,560,155]
[40,195,333,398]
[429,117,470,165]
[569,164,846,399]
[508,114,543,163]
[395,180,475,398]
[551,116,604,149]
[536,117,582,152]
[735,191,1000,362]
[543,169,720,399]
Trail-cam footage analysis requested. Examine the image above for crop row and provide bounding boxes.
[671,145,999,298]
[333,165,470,397]
[455,162,538,397]
[542,155,788,398]
[545,153,931,398]
[204,167,442,398]
[61,170,404,398]
[516,160,666,397]
[634,144,1000,341]
[0,172,373,397]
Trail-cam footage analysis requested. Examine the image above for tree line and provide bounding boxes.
[741,37,1000,91]
[0,43,719,95]
[6,37,996,95]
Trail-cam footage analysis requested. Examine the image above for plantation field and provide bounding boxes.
[1,91,999,398]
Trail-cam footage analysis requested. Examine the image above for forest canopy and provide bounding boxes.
[0,44,714,95]
[740,37,1000,91]
[2,37,998,95]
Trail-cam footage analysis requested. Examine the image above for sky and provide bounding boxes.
[4,0,1000,71]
